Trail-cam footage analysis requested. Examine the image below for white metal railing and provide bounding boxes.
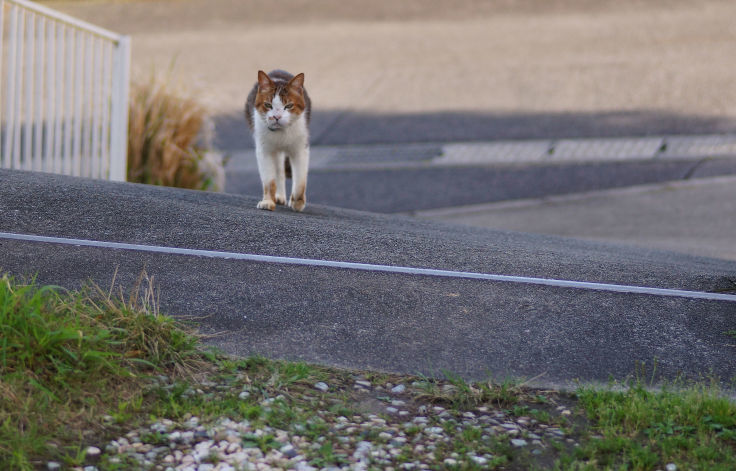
[0,0,130,181]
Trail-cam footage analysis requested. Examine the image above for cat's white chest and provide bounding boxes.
[253,112,309,153]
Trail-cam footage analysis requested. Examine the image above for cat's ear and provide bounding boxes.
[257,70,274,91]
[288,73,305,93]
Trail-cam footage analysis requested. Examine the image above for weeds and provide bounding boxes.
[3,274,735,470]
[563,381,736,470]
[414,371,527,409]
[127,71,225,191]
[0,272,203,469]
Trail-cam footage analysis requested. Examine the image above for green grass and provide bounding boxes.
[1,274,735,470]
[559,382,736,470]
[413,370,528,410]
[0,273,204,469]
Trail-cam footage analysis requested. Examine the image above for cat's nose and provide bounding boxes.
[272,114,282,122]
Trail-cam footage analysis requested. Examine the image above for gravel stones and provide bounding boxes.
[86,375,579,470]
[280,443,299,458]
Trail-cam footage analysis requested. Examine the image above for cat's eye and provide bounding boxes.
[264,103,272,110]
[285,103,294,110]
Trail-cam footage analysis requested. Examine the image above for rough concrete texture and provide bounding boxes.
[53,0,736,147]
[2,169,736,388]
[417,176,736,262]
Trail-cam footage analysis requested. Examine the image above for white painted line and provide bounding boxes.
[2,231,736,302]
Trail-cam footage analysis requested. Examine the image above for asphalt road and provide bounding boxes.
[226,157,736,213]
[2,169,735,390]
[5,0,736,392]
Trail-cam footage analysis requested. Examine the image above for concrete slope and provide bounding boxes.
[1,169,735,389]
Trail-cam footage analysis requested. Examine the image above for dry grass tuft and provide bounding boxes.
[127,73,225,191]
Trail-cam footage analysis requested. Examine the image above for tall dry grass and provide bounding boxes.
[127,74,225,191]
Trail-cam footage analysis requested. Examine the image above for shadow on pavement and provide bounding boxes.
[226,158,736,213]
[214,109,736,151]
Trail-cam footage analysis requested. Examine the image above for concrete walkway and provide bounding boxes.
[55,0,736,148]
[226,133,736,172]
[416,175,736,262]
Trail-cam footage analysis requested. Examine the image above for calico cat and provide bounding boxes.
[245,70,311,212]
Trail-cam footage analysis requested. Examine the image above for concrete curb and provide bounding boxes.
[225,133,736,172]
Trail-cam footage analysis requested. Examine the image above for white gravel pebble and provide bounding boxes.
[92,374,581,470]
[85,446,101,457]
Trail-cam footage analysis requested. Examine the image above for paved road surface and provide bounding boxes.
[13,0,734,390]
[2,169,735,390]
[226,154,736,213]
[416,176,736,262]
[54,0,736,150]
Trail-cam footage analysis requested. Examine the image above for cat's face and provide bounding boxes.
[254,71,307,131]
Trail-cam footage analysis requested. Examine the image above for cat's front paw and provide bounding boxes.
[288,194,306,212]
[257,199,276,211]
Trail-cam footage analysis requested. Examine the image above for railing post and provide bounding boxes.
[3,4,18,167]
[22,9,33,171]
[1,0,130,181]
[108,34,130,182]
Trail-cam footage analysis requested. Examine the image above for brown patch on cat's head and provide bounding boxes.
[284,73,307,117]
[253,70,307,117]
[254,70,275,114]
